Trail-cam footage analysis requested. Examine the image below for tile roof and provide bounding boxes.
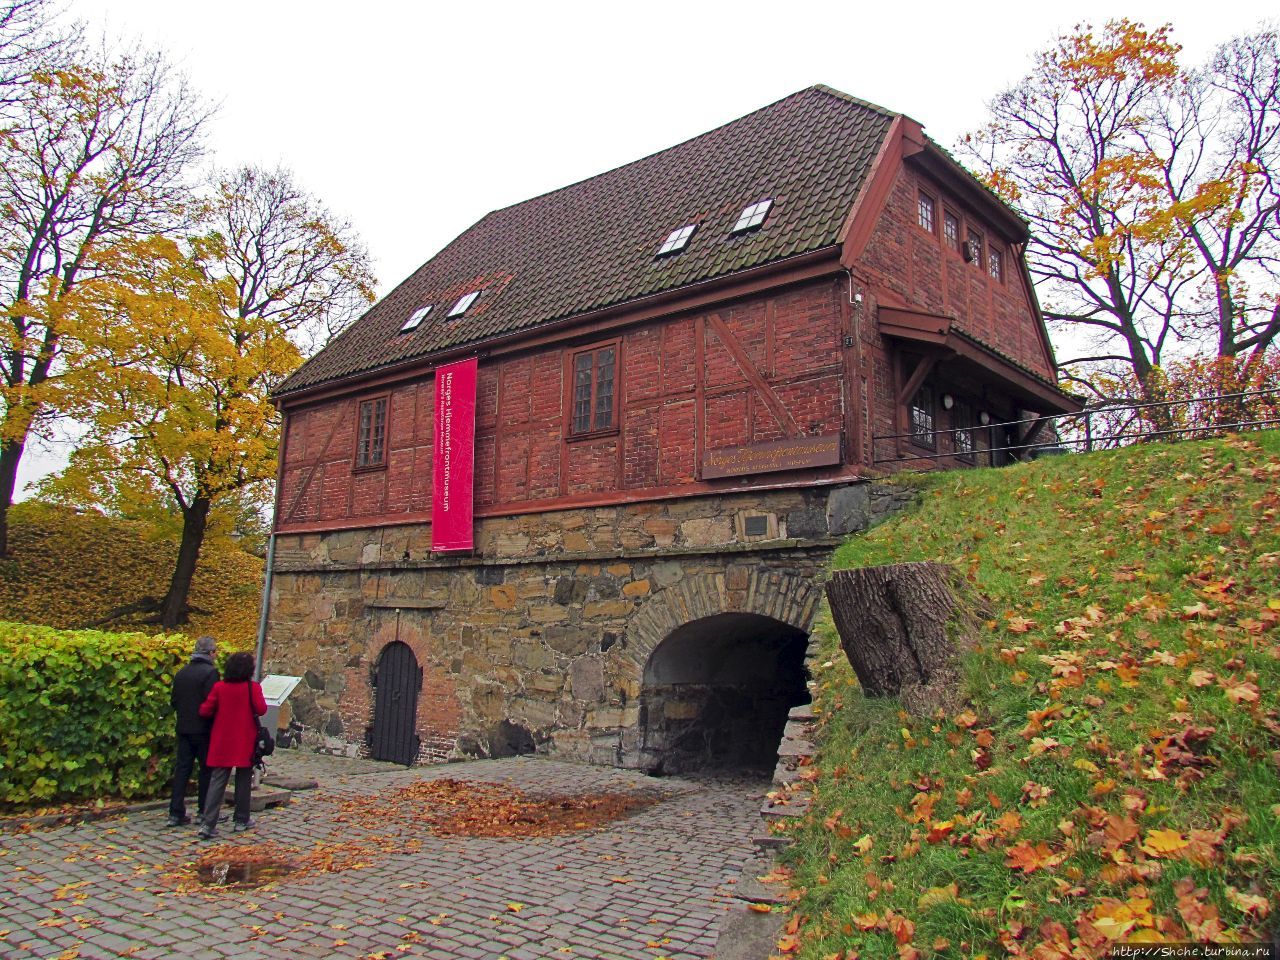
[277,85,896,396]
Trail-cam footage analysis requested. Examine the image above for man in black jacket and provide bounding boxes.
[167,635,219,827]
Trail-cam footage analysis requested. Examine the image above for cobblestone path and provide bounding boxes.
[0,754,766,959]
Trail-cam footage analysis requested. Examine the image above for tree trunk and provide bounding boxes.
[825,561,977,714]
[160,495,212,628]
[0,436,28,559]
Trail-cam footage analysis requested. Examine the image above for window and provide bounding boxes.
[918,192,935,233]
[988,247,1004,282]
[965,228,984,265]
[447,291,480,318]
[944,211,960,251]
[910,385,936,449]
[570,344,617,436]
[356,396,388,469]
[657,223,697,256]
[953,403,975,461]
[731,199,772,233]
[399,305,431,333]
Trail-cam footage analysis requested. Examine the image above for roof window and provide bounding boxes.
[731,199,772,233]
[399,305,432,333]
[657,223,698,256]
[447,291,480,318]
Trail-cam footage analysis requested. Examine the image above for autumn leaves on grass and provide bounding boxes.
[782,435,1280,959]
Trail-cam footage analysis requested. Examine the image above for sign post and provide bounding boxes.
[431,356,479,552]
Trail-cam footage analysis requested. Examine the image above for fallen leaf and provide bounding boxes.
[1140,829,1188,858]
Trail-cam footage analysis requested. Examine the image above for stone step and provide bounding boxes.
[760,793,810,820]
[781,719,813,741]
[776,737,813,759]
[751,825,792,850]
[772,762,802,786]
[246,787,292,813]
[713,902,786,960]
[262,775,319,791]
[787,704,815,722]
[733,861,792,906]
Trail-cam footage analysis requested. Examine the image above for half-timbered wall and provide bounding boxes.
[858,163,1055,380]
[276,277,852,533]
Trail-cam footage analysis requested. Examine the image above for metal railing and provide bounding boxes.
[871,387,1280,467]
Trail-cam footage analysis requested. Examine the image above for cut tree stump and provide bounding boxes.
[825,561,977,713]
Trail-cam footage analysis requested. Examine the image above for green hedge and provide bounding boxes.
[0,622,189,806]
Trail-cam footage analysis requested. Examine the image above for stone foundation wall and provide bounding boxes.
[265,480,917,767]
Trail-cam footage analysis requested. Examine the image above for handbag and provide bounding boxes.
[248,684,275,766]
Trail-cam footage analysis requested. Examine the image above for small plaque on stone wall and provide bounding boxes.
[701,434,842,480]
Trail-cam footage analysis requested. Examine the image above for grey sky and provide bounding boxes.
[17,0,1270,495]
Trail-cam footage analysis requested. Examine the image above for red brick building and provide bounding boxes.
[267,86,1077,770]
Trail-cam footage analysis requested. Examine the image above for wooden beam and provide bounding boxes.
[897,355,937,407]
[707,313,802,438]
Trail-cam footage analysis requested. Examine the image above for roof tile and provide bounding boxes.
[279,85,896,395]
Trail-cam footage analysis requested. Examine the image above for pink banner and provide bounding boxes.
[431,356,478,552]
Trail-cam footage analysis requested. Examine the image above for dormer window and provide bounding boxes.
[731,199,772,233]
[447,291,480,318]
[399,306,432,333]
[657,223,697,256]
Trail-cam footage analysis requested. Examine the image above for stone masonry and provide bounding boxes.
[265,480,917,769]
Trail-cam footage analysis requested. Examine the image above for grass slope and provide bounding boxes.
[0,503,264,648]
[782,433,1279,958]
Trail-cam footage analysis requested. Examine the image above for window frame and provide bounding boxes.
[447,290,480,319]
[565,339,621,440]
[917,191,936,235]
[965,227,984,266]
[399,305,432,333]
[657,223,698,256]
[952,401,976,463]
[731,199,773,233]
[943,210,961,253]
[987,245,1005,283]
[909,384,937,451]
[353,393,390,472]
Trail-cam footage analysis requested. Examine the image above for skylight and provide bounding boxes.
[399,305,432,333]
[732,199,773,233]
[657,223,697,256]
[447,291,480,318]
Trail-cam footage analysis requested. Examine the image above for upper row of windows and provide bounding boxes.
[656,198,773,259]
[917,191,1004,283]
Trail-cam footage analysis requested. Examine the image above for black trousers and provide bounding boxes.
[201,767,252,828]
[168,732,211,818]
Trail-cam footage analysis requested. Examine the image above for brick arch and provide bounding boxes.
[624,569,822,667]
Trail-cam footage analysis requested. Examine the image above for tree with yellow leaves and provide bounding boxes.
[41,167,375,628]
[962,21,1279,404]
[0,37,208,558]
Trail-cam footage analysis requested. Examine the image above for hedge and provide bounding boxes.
[0,622,190,807]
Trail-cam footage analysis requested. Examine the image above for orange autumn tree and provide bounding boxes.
[962,21,1280,407]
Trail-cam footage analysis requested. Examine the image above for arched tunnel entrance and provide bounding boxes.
[638,613,809,775]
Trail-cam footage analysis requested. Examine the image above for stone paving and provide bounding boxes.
[0,752,767,960]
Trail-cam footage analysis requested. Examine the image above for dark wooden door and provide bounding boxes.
[370,641,421,765]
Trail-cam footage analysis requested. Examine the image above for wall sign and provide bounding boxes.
[701,434,842,480]
[431,356,479,551]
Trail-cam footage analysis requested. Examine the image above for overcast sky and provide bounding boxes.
[17,0,1272,496]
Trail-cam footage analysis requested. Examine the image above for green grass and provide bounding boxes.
[781,433,1280,957]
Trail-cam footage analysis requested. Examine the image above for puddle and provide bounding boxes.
[195,855,296,888]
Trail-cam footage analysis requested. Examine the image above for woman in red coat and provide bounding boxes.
[196,651,267,839]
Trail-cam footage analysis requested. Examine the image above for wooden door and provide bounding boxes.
[370,641,421,765]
